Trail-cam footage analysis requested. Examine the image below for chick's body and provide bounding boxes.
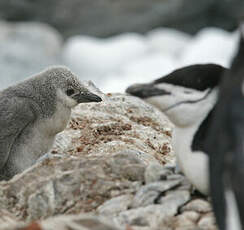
[0,66,102,180]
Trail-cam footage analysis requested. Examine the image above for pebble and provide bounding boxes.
[144,163,173,184]
[198,213,217,230]
[181,199,212,213]
[159,190,191,208]
[131,180,181,208]
[115,204,179,228]
[97,194,134,216]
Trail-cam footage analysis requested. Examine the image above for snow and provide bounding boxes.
[146,28,192,57]
[100,54,175,93]
[62,33,149,85]
[179,28,239,68]
[62,27,240,93]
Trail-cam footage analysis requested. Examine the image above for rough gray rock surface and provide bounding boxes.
[0,21,62,90]
[0,0,243,38]
[53,93,174,165]
[0,94,217,230]
[1,215,121,230]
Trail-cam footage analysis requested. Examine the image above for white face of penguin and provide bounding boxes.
[145,83,219,127]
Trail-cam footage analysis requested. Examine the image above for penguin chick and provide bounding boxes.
[0,66,102,180]
[126,64,227,195]
[205,29,244,230]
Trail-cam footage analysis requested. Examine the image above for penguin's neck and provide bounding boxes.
[170,88,219,194]
[172,114,210,195]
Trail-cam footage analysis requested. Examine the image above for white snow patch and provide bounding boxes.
[146,28,192,57]
[62,27,239,93]
[62,33,149,85]
[179,28,239,68]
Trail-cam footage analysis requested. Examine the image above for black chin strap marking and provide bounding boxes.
[162,88,213,113]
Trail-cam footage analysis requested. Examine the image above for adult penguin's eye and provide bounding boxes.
[66,89,75,96]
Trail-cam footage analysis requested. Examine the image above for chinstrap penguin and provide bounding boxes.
[0,66,102,180]
[205,26,244,230]
[126,63,227,195]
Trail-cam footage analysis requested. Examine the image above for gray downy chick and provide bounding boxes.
[0,66,102,180]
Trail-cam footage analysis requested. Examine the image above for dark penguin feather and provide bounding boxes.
[205,33,244,230]
[154,64,226,91]
[192,108,215,152]
[126,64,227,99]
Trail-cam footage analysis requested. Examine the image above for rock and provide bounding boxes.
[165,211,200,230]
[198,213,217,230]
[0,0,243,38]
[97,194,134,216]
[166,174,185,181]
[153,191,216,230]
[159,190,190,208]
[115,204,178,228]
[128,227,151,230]
[0,155,139,222]
[53,94,174,165]
[0,91,218,230]
[0,210,25,230]
[0,94,173,222]
[181,199,212,213]
[0,21,63,90]
[160,210,216,230]
[166,174,192,191]
[131,180,181,208]
[18,214,121,230]
[144,164,173,184]
[41,214,120,230]
[179,211,200,223]
[108,151,147,182]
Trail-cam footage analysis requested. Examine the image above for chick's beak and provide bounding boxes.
[126,83,171,98]
[74,91,102,103]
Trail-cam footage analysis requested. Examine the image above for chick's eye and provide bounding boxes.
[66,89,75,96]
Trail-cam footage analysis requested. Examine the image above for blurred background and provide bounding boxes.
[0,0,243,92]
